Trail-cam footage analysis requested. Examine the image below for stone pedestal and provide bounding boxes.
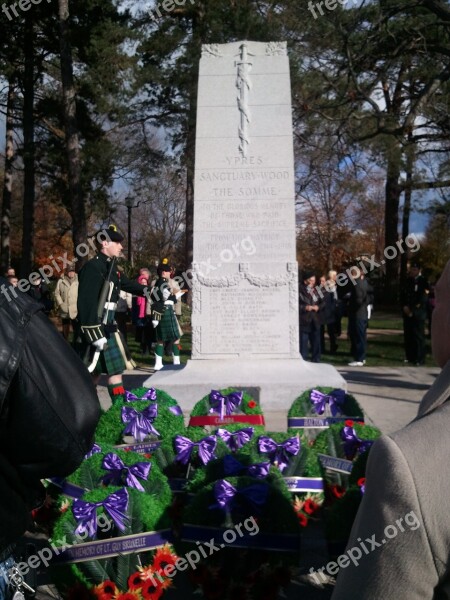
[145,360,346,414]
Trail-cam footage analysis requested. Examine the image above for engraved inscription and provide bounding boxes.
[203,287,287,354]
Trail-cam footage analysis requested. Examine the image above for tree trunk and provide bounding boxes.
[59,0,87,268]
[21,14,36,278]
[400,142,414,289]
[384,143,402,304]
[1,79,15,273]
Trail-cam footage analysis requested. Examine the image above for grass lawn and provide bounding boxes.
[127,308,436,369]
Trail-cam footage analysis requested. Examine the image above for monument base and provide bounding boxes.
[143,359,346,413]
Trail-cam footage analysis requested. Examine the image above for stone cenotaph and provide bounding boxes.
[145,41,345,416]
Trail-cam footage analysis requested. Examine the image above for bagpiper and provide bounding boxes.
[76,225,148,402]
[150,258,185,370]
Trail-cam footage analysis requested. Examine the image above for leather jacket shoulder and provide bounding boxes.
[0,277,43,410]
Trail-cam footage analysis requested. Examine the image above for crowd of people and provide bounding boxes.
[4,249,435,373]
[2,236,186,380]
[299,262,434,366]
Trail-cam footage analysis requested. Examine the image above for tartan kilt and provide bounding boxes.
[154,307,180,343]
[97,331,127,376]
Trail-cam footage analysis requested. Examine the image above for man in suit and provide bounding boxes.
[401,262,430,365]
[331,258,450,599]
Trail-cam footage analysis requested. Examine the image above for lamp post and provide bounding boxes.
[125,196,133,267]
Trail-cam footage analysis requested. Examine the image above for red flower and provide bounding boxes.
[92,581,117,599]
[140,582,163,600]
[297,512,308,527]
[303,498,320,515]
[330,485,346,499]
[114,593,140,600]
[357,477,366,487]
[128,572,143,590]
[247,400,257,409]
[345,420,354,427]
[144,453,152,459]
[152,544,177,574]
[113,386,125,396]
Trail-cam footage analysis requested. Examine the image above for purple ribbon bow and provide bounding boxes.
[223,455,270,479]
[124,388,157,402]
[257,436,300,472]
[340,426,374,459]
[72,488,129,539]
[84,443,102,460]
[101,453,151,492]
[216,428,254,452]
[121,405,160,442]
[209,390,243,420]
[174,435,217,466]
[210,479,268,514]
[310,389,346,417]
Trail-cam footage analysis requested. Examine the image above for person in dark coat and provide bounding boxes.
[150,259,183,370]
[27,275,53,315]
[76,225,148,403]
[347,270,369,366]
[299,271,325,363]
[319,275,339,355]
[400,262,430,365]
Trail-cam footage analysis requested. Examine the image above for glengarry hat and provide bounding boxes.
[98,224,124,243]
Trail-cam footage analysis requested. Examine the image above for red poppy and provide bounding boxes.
[127,572,143,590]
[152,545,177,574]
[330,485,346,499]
[93,581,117,599]
[114,594,140,600]
[303,498,320,515]
[297,512,308,527]
[357,477,366,487]
[140,582,163,600]
[344,419,354,427]
[113,386,125,396]
[247,400,257,409]
[144,453,152,459]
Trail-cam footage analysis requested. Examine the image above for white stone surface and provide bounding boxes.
[192,40,299,359]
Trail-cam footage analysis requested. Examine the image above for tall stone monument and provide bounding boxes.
[192,40,298,359]
[145,41,345,414]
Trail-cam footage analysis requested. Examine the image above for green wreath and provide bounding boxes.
[288,387,364,437]
[95,387,184,446]
[306,421,381,487]
[183,475,297,535]
[188,388,265,433]
[51,484,173,596]
[155,428,230,480]
[66,445,172,509]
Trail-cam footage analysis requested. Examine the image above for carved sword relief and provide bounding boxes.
[235,42,253,158]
